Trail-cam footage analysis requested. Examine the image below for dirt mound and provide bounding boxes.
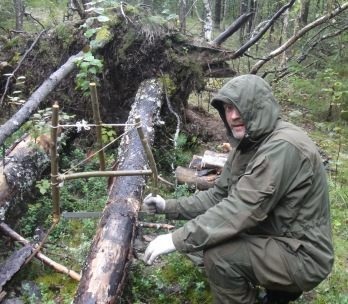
[185,105,227,145]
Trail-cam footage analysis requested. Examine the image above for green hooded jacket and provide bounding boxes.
[165,75,334,290]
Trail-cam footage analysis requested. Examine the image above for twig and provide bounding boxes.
[0,30,46,106]
[24,12,45,30]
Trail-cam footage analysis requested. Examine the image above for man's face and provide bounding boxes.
[224,104,246,139]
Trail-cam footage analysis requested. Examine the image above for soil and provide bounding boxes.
[184,105,228,148]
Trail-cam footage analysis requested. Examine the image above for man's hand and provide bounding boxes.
[142,193,166,214]
[143,234,176,265]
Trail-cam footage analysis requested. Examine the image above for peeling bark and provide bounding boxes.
[74,79,163,303]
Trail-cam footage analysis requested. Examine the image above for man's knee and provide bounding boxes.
[203,239,254,288]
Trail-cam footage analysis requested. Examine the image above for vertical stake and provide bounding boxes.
[51,102,60,223]
[90,82,106,171]
[135,116,158,196]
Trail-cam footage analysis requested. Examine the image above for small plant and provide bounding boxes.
[74,51,103,94]
[101,126,117,142]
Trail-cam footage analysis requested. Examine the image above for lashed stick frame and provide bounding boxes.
[50,104,159,223]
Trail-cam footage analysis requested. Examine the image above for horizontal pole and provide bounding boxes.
[58,170,152,181]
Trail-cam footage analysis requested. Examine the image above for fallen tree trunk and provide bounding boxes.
[0,244,32,293]
[0,222,81,281]
[0,134,50,223]
[74,79,163,303]
[0,51,83,147]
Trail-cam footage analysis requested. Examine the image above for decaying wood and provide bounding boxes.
[0,222,81,281]
[74,79,163,303]
[175,166,218,190]
[0,134,50,223]
[0,244,32,293]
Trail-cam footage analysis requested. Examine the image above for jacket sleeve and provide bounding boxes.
[164,152,234,220]
[172,140,315,253]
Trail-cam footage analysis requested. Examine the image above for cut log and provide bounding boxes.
[201,150,228,169]
[189,155,203,170]
[0,222,81,281]
[74,79,163,303]
[175,166,218,190]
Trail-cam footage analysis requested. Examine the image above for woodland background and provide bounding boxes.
[0,0,347,303]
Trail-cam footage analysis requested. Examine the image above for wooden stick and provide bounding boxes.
[58,170,152,181]
[51,102,60,223]
[89,83,106,171]
[0,223,81,281]
[135,116,158,195]
[138,221,175,230]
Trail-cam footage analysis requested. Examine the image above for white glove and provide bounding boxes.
[143,233,176,265]
[142,193,166,214]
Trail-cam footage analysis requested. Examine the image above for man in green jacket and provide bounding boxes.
[142,75,334,304]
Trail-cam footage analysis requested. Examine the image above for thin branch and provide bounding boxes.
[298,24,348,63]
[250,2,348,74]
[211,13,253,47]
[0,30,46,106]
[232,0,296,59]
[24,12,45,29]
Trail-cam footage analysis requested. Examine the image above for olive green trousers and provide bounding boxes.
[190,236,303,304]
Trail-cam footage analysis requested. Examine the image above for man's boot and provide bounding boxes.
[260,289,302,304]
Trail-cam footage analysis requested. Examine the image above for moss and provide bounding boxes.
[35,271,77,302]
[94,26,112,47]
[160,74,177,95]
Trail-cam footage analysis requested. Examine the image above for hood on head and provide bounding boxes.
[211,74,280,146]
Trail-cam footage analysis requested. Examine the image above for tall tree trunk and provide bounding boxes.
[179,0,187,33]
[12,0,24,31]
[74,79,163,303]
[202,0,213,41]
[246,0,257,37]
[299,0,311,26]
[214,0,222,30]
[239,0,248,43]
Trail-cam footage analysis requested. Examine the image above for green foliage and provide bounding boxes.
[36,179,50,195]
[74,51,103,94]
[155,131,199,172]
[101,126,116,142]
